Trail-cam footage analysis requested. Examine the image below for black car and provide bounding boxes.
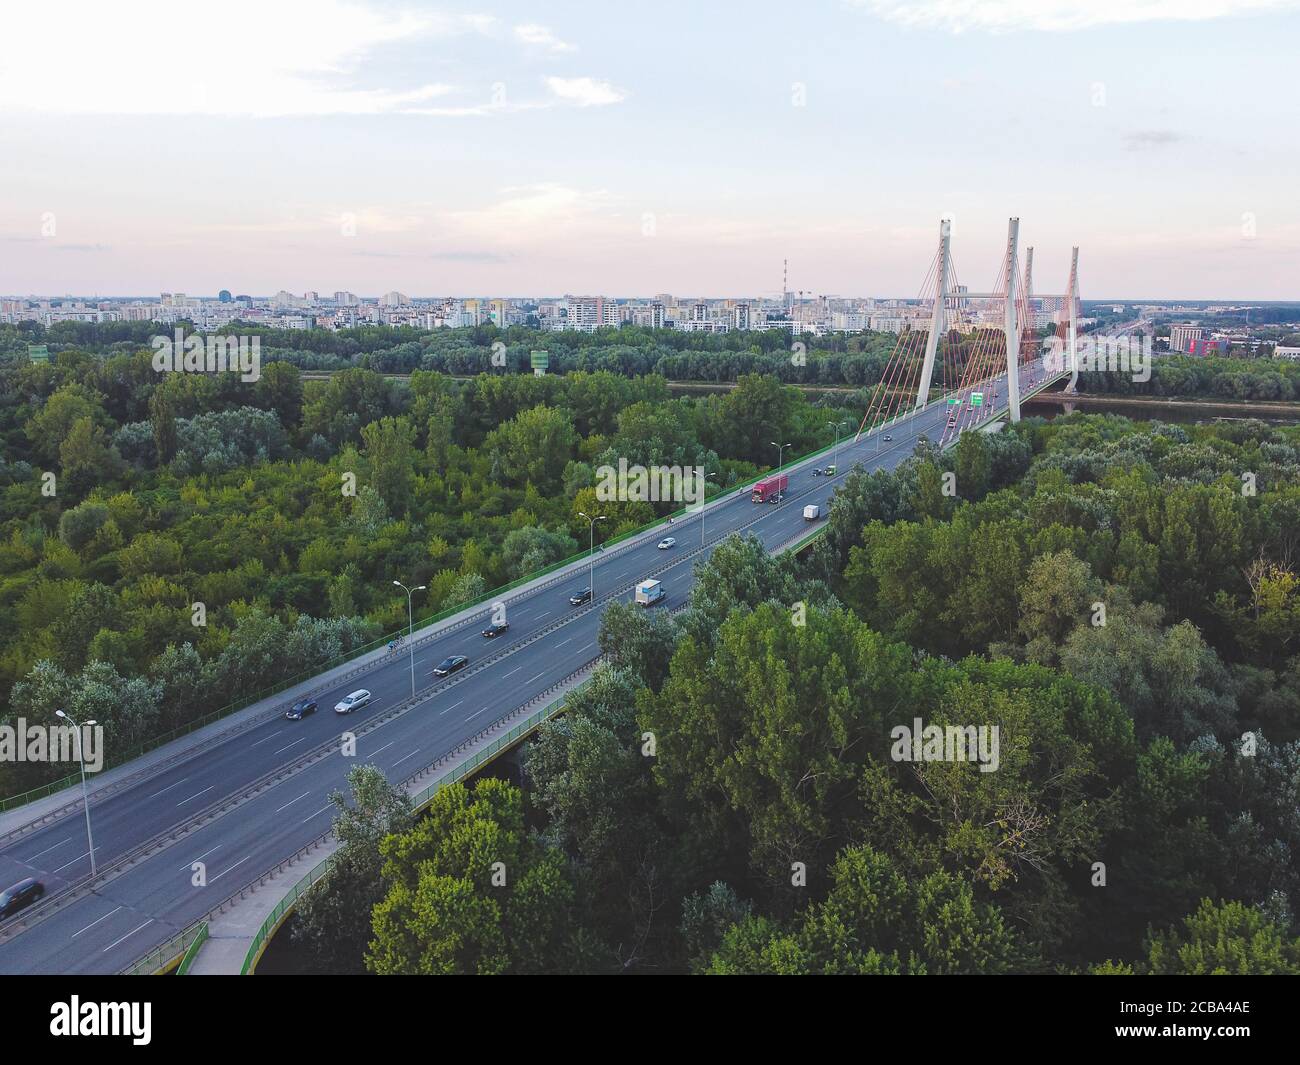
[812,467,823,476]
[0,878,44,920]
[481,622,509,638]
[433,655,469,678]
[284,699,317,720]
[569,588,592,606]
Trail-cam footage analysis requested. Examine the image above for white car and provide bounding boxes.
[334,689,371,714]
[657,537,676,550]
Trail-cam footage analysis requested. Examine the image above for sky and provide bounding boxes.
[1,0,1298,300]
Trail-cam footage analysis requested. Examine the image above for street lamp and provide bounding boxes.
[830,419,850,470]
[696,470,719,548]
[771,441,790,503]
[392,580,426,699]
[578,511,606,598]
[55,709,98,878]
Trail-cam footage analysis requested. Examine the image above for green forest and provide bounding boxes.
[0,328,862,795]
[4,321,1300,976]
[293,412,1300,975]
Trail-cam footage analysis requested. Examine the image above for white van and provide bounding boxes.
[635,579,665,607]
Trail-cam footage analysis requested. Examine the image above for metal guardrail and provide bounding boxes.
[123,921,208,977]
[175,922,209,975]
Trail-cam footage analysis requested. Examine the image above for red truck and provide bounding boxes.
[751,473,788,504]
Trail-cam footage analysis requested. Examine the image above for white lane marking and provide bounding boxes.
[210,856,251,883]
[503,667,521,678]
[29,838,71,859]
[103,919,154,953]
[391,748,421,766]
[303,804,333,824]
[181,844,222,871]
[467,706,492,719]
[72,906,122,938]
[536,611,552,620]
[556,637,573,648]
[177,785,215,807]
[148,778,190,798]
[275,791,311,813]
[272,737,306,756]
[53,850,89,874]
[370,740,395,757]
[528,672,546,684]
[249,730,284,748]
[438,699,464,716]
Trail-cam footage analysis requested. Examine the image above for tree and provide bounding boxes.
[704,845,1020,974]
[1139,898,1300,975]
[293,765,412,973]
[367,778,575,974]
[59,417,124,495]
[361,416,416,515]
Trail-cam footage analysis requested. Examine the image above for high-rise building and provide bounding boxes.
[1170,324,1206,352]
[565,295,616,331]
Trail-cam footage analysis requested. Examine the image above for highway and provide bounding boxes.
[0,359,1062,974]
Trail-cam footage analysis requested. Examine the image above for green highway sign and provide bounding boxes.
[971,392,984,406]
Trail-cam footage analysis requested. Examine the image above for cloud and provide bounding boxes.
[441,184,616,242]
[0,0,489,116]
[514,24,576,52]
[544,76,627,107]
[1123,129,1185,150]
[855,0,1300,33]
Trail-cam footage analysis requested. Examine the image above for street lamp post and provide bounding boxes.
[55,709,98,878]
[578,511,606,598]
[392,580,426,699]
[771,441,790,503]
[697,471,718,548]
[831,420,849,470]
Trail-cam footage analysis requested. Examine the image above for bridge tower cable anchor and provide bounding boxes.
[1003,217,1022,423]
[914,219,951,411]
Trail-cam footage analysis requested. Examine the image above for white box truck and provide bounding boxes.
[803,504,821,521]
[635,579,664,607]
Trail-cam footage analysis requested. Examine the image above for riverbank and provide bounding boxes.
[1025,392,1300,420]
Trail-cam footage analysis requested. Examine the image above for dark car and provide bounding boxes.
[569,588,592,606]
[481,622,509,638]
[284,699,317,720]
[0,878,44,920]
[812,467,823,477]
[433,655,469,678]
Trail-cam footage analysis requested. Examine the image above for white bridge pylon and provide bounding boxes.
[911,217,1080,422]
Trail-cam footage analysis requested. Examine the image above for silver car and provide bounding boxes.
[334,689,372,714]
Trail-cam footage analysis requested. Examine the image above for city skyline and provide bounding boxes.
[2,0,1299,299]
